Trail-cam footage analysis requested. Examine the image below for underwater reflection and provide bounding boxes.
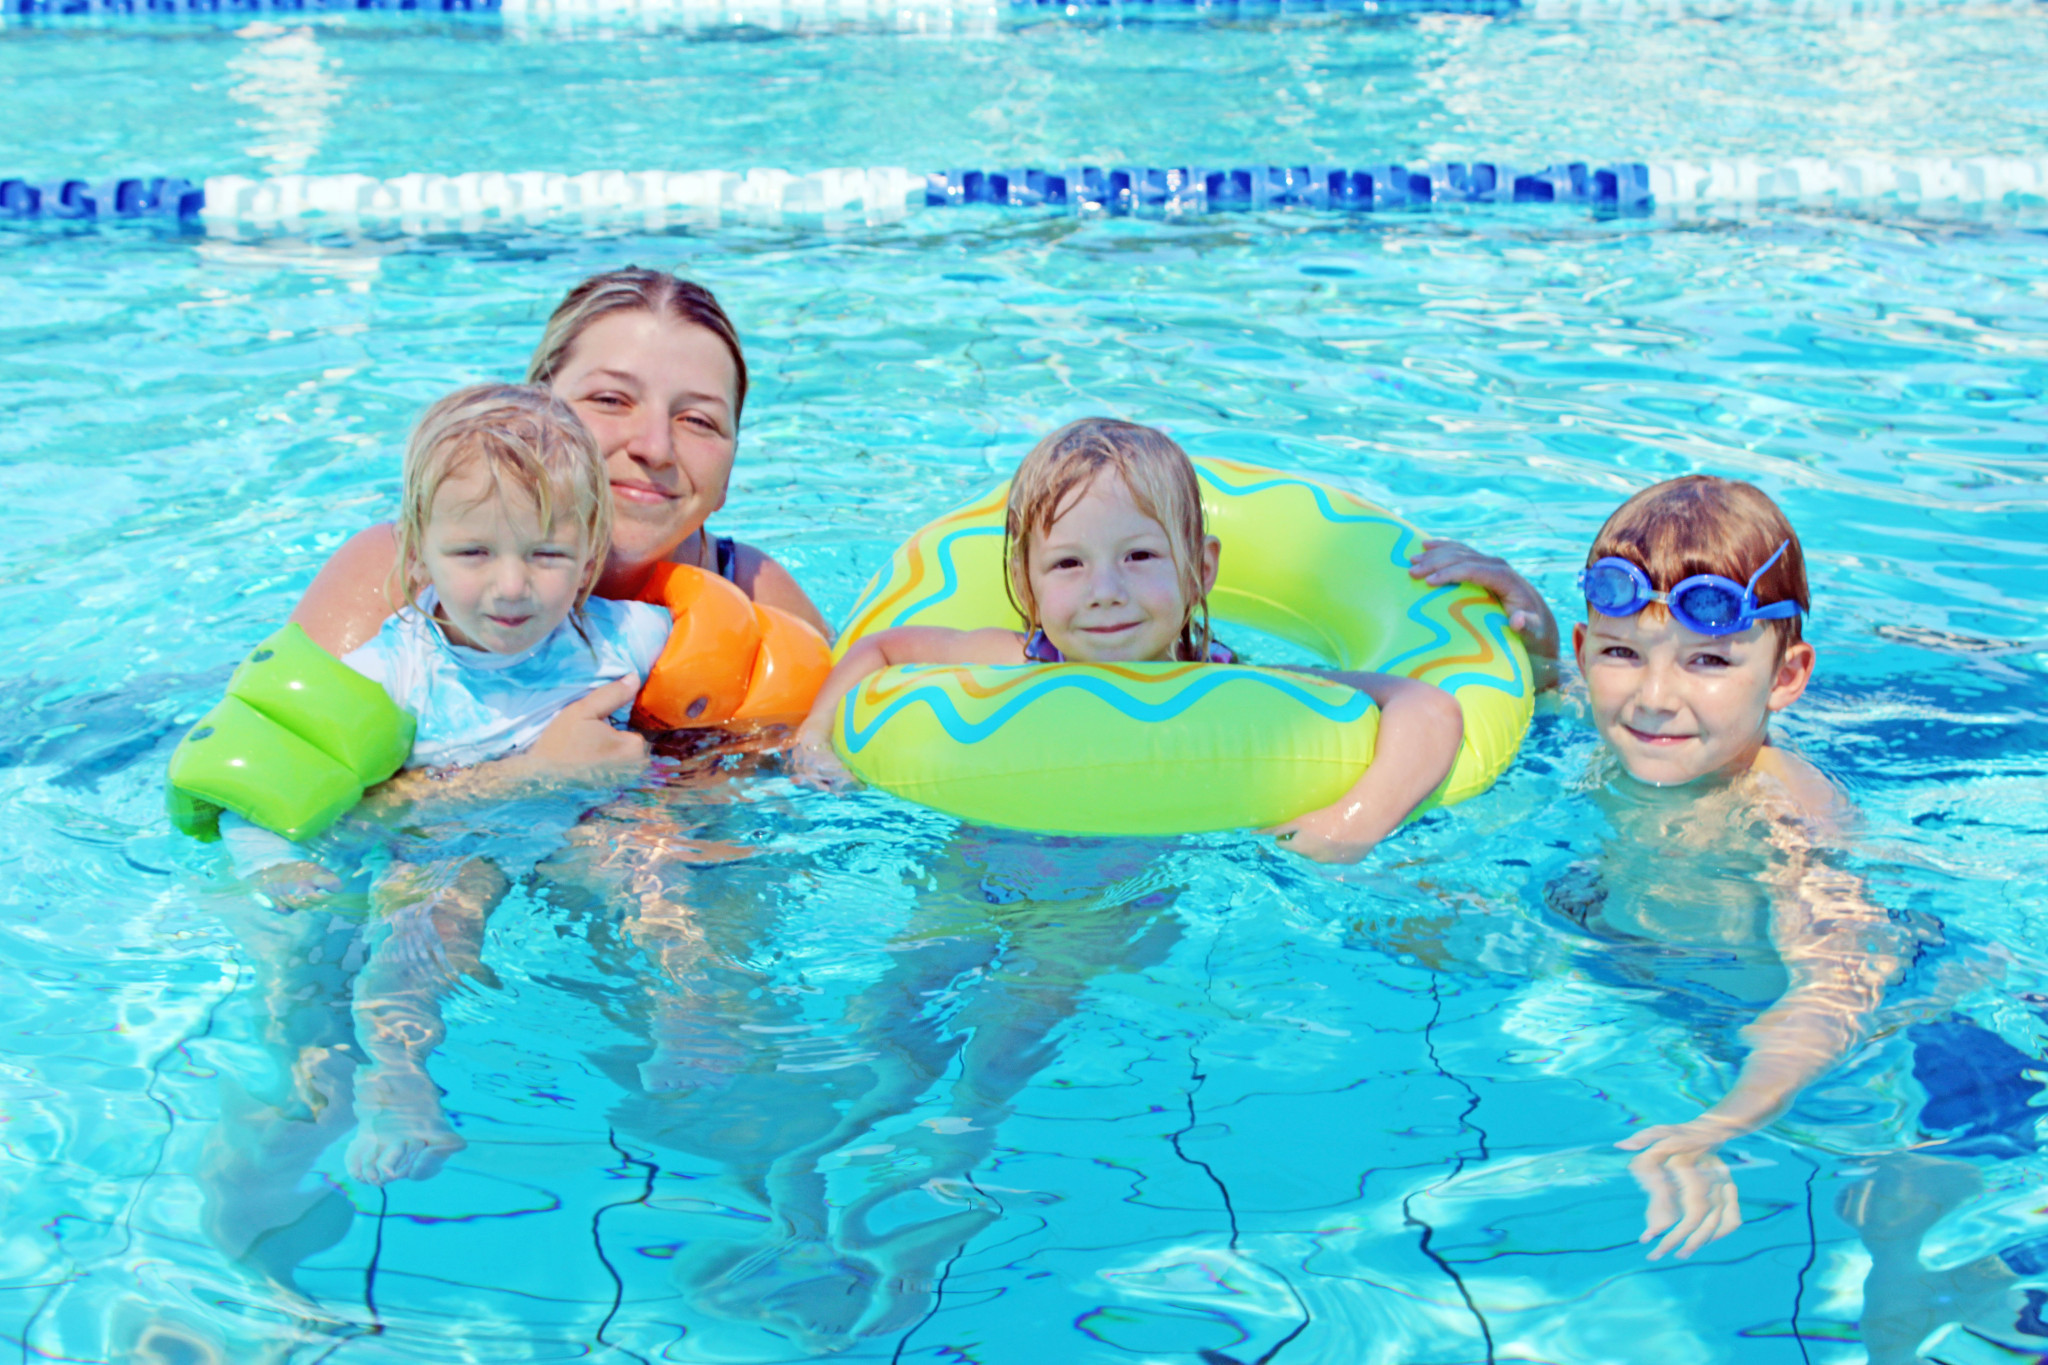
[537,798,1188,1350]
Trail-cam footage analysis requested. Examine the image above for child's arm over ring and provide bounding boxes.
[1408,539,1561,688]
[791,626,1023,787]
[1266,671,1464,863]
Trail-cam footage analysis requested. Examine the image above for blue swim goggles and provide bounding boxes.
[1577,540,1804,637]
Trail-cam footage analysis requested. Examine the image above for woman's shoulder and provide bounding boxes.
[292,523,401,656]
[719,538,832,639]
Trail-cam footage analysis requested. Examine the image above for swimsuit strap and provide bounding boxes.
[1023,627,1236,664]
[714,535,738,583]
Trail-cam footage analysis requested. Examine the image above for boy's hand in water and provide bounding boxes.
[1408,539,1560,663]
[508,676,651,781]
[1616,1116,1746,1259]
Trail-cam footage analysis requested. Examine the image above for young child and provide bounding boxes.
[225,383,672,1186]
[1437,476,1900,1260]
[792,418,1466,863]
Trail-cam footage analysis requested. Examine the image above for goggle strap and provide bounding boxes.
[1744,540,1791,595]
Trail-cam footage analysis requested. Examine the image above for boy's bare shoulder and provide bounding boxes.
[1750,744,1855,833]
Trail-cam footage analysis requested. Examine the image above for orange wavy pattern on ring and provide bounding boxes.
[843,489,1008,642]
[1206,457,1382,514]
[857,659,1212,710]
[1406,592,1508,682]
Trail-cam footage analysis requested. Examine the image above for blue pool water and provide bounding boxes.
[4,6,2048,1362]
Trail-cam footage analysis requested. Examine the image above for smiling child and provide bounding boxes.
[1481,476,1900,1260]
[792,418,1466,863]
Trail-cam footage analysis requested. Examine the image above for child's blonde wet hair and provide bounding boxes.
[1003,418,1214,662]
[391,383,611,622]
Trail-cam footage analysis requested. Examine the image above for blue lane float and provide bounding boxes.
[9,158,2046,227]
[920,162,1653,210]
[2,0,490,13]
[3,164,1657,223]
[0,176,203,220]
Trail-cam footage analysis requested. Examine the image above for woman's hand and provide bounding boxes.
[1408,539,1560,662]
[505,676,651,782]
[1615,1116,1746,1260]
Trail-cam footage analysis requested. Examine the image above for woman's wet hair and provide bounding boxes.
[1588,474,1809,649]
[392,383,611,622]
[527,267,749,420]
[1003,418,1215,662]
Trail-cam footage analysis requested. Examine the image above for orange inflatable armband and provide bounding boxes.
[632,562,831,730]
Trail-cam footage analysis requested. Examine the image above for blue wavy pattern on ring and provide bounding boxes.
[884,525,1005,629]
[842,666,1374,754]
[1432,607,1527,697]
[1376,583,1459,673]
[1193,464,1415,571]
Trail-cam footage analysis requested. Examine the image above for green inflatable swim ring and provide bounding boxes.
[829,456,1534,836]
[167,624,415,843]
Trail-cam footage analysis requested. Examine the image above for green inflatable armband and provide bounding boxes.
[166,624,415,843]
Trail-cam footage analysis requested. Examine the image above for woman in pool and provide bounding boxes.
[289,266,830,775]
[201,267,828,1286]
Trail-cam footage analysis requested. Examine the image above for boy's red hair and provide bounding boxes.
[1589,476,1808,649]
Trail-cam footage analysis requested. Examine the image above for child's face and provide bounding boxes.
[1573,608,1815,787]
[419,465,594,655]
[1026,471,1218,664]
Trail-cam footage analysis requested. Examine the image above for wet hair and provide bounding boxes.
[1003,418,1215,662]
[392,383,611,625]
[1587,475,1808,649]
[526,267,748,421]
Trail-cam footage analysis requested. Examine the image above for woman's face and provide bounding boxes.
[548,309,740,578]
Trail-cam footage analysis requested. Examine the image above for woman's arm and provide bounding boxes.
[791,626,1021,785]
[290,523,402,657]
[1266,672,1464,863]
[729,540,833,640]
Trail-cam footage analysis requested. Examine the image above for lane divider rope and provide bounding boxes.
[3,158,2046,226]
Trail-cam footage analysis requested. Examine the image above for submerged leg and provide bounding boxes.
[1841,1153,2025,1364]
[198,892,368,1292]
[346,856,506,1186]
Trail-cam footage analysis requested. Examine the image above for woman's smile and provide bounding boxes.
[609,478,680,507]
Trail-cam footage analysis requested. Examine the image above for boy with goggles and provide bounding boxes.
[1412,477,1901,1266]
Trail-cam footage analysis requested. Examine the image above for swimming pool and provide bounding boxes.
[3,5,2047,1362]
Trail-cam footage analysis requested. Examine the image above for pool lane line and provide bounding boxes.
[4,0,2033,24]
[591,1128,660,1365]
[4,157,2047,229]
[1402,974,1496,1365]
